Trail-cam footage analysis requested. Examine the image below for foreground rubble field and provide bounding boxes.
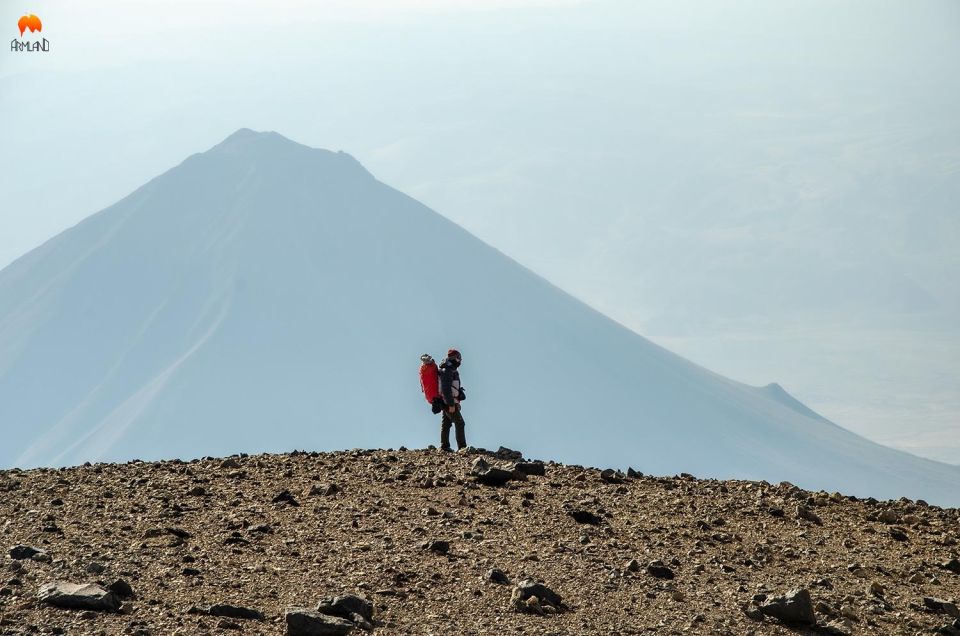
[1,447,958,635]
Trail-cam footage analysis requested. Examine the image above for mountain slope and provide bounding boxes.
[1,129,957,505]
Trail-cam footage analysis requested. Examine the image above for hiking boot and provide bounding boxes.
[439,446,453,453]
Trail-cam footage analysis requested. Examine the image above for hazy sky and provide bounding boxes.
[2,0,958,462]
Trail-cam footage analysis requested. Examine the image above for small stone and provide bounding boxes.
[512,462,546,476]
[599,469,625,484]
[795,505,822,525]
[889,528,909,542]
[647,560,675,580]
[272,490,300,506]
[485,568,510,585]
[569,510,602,525]
[425,540,450,554]
[877,509,900,524]
[107,579,135,599]
[625,559,640,573]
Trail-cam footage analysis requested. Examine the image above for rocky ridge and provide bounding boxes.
[1,447,959,635]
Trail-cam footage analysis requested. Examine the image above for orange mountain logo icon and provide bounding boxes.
[17,14,42,37]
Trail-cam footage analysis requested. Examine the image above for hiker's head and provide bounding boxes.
[420,353,434,365]
[447,349,462,366]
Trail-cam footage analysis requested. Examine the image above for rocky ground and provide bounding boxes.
[1,447,959,635]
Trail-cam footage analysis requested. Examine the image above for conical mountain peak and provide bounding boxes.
[200,128,371,180]
[1,131,958,506]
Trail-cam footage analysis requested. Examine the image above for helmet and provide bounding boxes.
[447,349,462,362]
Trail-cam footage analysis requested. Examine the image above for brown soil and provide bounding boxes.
[1,447,958,635]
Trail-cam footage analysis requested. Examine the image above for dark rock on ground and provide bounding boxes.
[9,545,44,560]
[646,560,675,580]
[107,579,135,599]
[37,581,121,612]
[286,607,356,635]
[316,595,373,622]
[486,568,511,585]
[510,578,565,614]
[925,597,960,618]
[758,588,816,625]
[512,462,546,476]
[272,490,300,506]
[569,510,602,525]
[599,468,625,484]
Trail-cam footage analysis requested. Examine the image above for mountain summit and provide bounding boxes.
[1,129,957,505]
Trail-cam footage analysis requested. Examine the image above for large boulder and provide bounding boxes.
[286,608,355,635]
[37,581,120,612]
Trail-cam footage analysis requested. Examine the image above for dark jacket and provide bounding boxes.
[439,359,462,407]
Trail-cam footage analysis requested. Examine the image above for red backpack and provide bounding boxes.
[419,354,442,412]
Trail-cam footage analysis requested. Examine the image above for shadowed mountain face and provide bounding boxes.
[1,129,957,505]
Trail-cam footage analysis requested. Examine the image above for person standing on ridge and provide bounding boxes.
[439,349,467,451]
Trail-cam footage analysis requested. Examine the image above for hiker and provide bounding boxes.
[439,348,467,451]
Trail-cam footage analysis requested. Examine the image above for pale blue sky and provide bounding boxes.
[2,0,958,461]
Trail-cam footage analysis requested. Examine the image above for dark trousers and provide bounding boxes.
[440,404,467,450]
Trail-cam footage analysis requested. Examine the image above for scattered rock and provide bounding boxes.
[495,447,523,460]
[940,559,960,574]
[107,579,134,599]
[209,604,265,620]
[890,528,909,542]
[795,505,822,525]
[599,469,625,484]
[9,545,45,560]
[569,510,602,525]
[925,597,960,618]
[285,607,356,635]
[272,490,300,506]
[510,579,565,613]
[316,595,373,623]
[512,462,546,476]
[37,581,120,612]
[486,568,510,585]
[424,540,450,554]
[877,509,900,524]
[646,560,675,580]
[758,588,816,625]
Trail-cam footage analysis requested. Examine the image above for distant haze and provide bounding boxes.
[2,0,958,462]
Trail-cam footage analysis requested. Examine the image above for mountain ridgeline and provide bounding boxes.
[0,129,957,505]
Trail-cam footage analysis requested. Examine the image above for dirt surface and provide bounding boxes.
[1,447,959,635]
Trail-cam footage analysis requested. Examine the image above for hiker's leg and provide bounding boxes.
[454,407,467,450]
[440,411,452,450]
